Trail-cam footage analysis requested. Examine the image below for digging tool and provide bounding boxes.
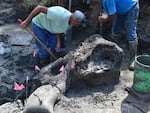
[99,1,103,35]
[99,20,102,35]
[69,0,72,11]
[18,19,57,60]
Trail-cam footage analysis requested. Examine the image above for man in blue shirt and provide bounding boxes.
[98,0,139,70]
[21,5,85,68]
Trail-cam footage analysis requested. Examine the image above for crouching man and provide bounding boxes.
[21,5,85,68]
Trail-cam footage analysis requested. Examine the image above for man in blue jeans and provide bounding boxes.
[98,0,139,70]
[21,5,85,68]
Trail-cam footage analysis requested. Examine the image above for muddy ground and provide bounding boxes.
[0,24,149,113]
[0,1,150,113]
[0,24,134,113]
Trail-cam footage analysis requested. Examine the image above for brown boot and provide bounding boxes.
[35,56,50,68]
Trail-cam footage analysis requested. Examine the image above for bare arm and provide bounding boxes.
[21,5,48,29]
[56,34,61,52]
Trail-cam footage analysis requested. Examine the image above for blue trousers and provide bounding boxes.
[112,2,139,41]
[31,22,57,58]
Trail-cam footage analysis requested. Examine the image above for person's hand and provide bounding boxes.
[98,16,108,23]
[98,13,115,23]
[20,20,29,29]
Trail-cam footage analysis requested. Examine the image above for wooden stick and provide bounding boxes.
[26,27,57,60]
[18,19,57,60]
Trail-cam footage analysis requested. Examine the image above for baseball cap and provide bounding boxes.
[72,10,86,23]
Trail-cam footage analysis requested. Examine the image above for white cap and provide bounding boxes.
[72,10,85,23]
